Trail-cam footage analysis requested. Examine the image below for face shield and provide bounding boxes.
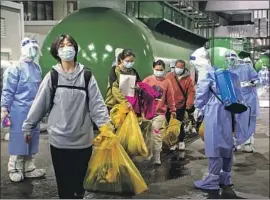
[20,38,41,62]
[243,57,253,68]
[225,51,238,67]
[190,46,212,82]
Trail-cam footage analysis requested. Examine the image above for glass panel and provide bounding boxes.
[139,2,163,18]
[1,18,6,38]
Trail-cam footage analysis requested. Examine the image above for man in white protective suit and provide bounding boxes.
[189,42,212,83]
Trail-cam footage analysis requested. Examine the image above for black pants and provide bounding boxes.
[166,107,186,142]
[50,145,92,199]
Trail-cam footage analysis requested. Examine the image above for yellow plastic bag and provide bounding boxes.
[139,119,153,152]
[83,125,148,195]
[162,117,181,147]
[133,119,153,162]
[110,102,130,128]
[199,121,204,141]
[117,111,148,157]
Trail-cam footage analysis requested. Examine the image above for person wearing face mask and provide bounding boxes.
[0,37,45,182]
[22,34,111,199]
[143,60,176,164]
[165,60,195,150]
[225,50,260,153]
[258,66,269,88]
[105,49,141,111]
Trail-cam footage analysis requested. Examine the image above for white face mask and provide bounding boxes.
[154,70,165,77]
[58,46,76,61]
[123,61,134,69]
[175,68,184,75]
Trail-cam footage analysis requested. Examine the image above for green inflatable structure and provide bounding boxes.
[255,55,270,72]
[39,7,201,96]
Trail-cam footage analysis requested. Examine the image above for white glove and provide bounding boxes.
[240,81,252,88]
[194,108,203,122]
[1,107,9,122]
[240,80,259,88]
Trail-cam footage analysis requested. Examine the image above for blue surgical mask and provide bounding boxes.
[154,70,165,77]
[58,46,75,61]
[175,68,184,75]
[123,61,134,69]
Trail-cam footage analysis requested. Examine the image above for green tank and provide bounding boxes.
[255,54,270,72]
[40,7,199,96]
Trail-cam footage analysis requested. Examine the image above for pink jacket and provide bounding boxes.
[126,82,160,120]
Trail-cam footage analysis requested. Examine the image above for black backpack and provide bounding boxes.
[49,68,92,111]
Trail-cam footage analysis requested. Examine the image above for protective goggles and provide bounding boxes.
[22,39,38,47]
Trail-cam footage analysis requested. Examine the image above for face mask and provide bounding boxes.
[29,47,37,59]
[227,58,236,67]
[175,68,184,75]
[123,61,134,69]
[154,70,165,77]
[58,46,75,61]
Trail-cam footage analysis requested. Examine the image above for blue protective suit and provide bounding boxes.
[229,64,259,139]
[193,68,252,190]
[1,61,42,155]
[258,68,269,86]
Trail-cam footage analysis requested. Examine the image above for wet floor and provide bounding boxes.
[1,108,269,199]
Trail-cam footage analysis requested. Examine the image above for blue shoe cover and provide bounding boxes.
[194,174,220,190]
[219,171,232,186]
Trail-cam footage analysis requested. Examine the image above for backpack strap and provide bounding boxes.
[173,75,188,105]
[209,87,223,104]
[83,68,92,106]
[50,68,58,111]
[49,68,92,112]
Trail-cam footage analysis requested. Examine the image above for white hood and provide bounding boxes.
[190,47,212,82]
[20,37,41,62]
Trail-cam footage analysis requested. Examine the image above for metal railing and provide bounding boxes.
[126,1,216,39]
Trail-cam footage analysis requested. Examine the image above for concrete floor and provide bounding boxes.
[1,108,269,199]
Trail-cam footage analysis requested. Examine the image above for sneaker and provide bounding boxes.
[4,133,9,141]
[170,145,177,151]
[178,142,185,150]
[25,168,46,178]
[153,152,161,165]
[236,145,242,151]
[243,144,255,153]
[9,171,24,182]
[192,127,197,134]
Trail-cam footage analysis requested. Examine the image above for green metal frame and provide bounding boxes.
[126,1,215,39]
